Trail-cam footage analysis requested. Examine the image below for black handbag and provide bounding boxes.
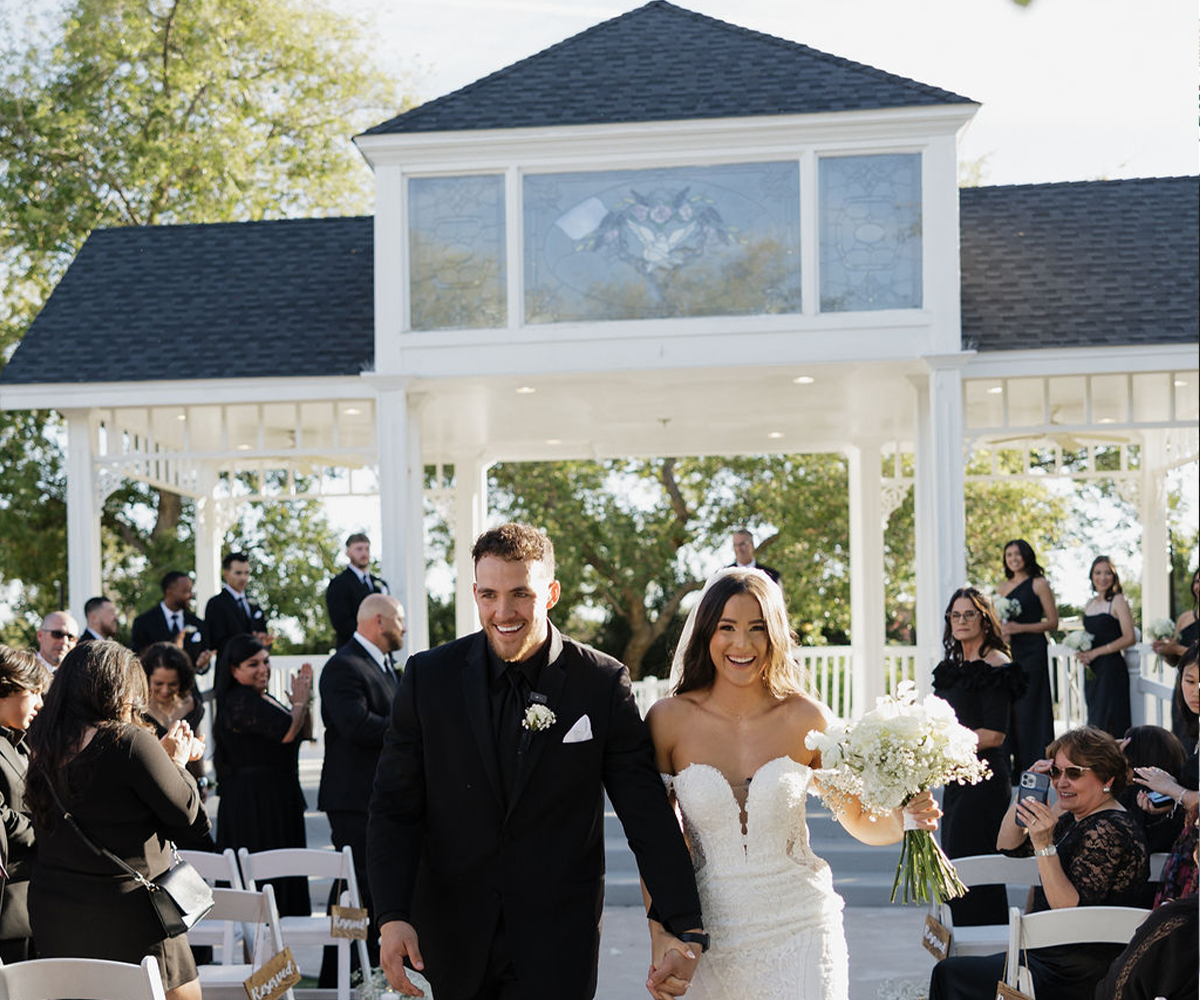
[50,784,215,937]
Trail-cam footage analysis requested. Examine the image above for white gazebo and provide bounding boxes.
[2,2,1196,715]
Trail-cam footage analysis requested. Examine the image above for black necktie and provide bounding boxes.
[495,666,528,801]
[171,613,181,634]
[239,596,251,622]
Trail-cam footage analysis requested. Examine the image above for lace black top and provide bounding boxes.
[1004,808,1149,911]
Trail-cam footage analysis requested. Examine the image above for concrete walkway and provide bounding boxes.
[254,747,938,999]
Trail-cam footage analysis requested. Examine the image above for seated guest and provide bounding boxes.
[0,646,52,963]
[1120,724,1188,855]
[1133,640,1199,904]
[33,611,77,673]
[78,596,121,644]
[213,634,311,914]
[130,572,212,673]
[932,586,1022,926]
[929,726,1149,1000]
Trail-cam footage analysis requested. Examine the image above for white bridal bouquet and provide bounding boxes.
[805,682,991,905]
[990,594,1021,624]
[1062,629,1096,679]
[1146,617,1177,642]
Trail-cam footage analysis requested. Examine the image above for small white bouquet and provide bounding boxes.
[1146,617,1177,642]
[990,594,1021,623]
[1063,629,1096,679]
[805,682,991,905]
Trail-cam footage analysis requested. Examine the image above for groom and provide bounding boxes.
[367,523,704,999]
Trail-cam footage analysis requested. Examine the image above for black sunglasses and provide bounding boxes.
[47,629,77,641]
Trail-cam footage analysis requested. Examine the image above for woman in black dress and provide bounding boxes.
[996,539,1058,778]
[213,633,313,915]
[1078,556,1136,737]
[0,646,51,963]
[932,587,1023,926]
[1152,568,1199,741]
[930,726,1149,1000]
[25,640,209,999]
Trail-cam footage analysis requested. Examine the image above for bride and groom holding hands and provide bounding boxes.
[367,522,940,1000]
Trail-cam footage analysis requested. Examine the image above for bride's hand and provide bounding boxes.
[646,923,699,999]
[903,790,941,832]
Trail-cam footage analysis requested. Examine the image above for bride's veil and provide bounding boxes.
[668,566,790,693]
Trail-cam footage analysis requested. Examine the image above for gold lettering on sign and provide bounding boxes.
[243,947,302,1000]
[330,904,370,940]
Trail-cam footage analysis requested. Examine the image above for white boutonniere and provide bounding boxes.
[522,704,556,732]
[183,624,197,635]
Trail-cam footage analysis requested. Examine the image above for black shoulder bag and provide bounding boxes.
[48,782,214,937]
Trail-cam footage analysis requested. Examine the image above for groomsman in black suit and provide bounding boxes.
[325,533,389,648]
[729,528,783,587]
[203,552,271,659]
[318,593,405,977]
[78,596,120,644]
[129,571,213,672]
[368,523,703,1000]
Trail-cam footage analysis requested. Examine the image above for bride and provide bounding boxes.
[644,568,940,1000]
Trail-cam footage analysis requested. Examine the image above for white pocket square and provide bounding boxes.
[562,714,593,744]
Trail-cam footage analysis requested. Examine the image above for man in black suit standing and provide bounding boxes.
[78,596,120,644]
[729,528,782,588]
[130,571,213,672]
[203,552,271,659]
[325,533,389,648]
[368,523,704,1000]
[318,593,405,975]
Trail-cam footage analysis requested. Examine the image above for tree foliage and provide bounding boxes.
[0,0,405,634]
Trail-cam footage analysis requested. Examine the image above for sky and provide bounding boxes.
[344,0,1199,187]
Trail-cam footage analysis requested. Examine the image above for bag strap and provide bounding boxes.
[46,779,159,892]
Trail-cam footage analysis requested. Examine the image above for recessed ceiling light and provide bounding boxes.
[175,414,187,421]
[767,431,784,439]
[987,386,1004,395]
[792,376,815,385]
[545,438,562,445]
[515,386,537,395]
[235,444,252,451]
[1098,417,1115,424]
[1174,379,1188,387]
[343,407,361,415]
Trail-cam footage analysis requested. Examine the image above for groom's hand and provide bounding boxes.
[646,926,700,999]
[380,919,426,997]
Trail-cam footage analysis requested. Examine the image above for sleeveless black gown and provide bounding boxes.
[1004,577,1055,777]
[1083,600,1131,737]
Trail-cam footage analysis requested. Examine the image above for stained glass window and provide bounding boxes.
[819,154,922,312]
[409,175,506,331]
[523,162,801,324]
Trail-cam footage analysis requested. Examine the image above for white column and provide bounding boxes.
[912,364,967,693]
[193,464,222,607]
[64,409,102,619]
[454,455,490,638]
[846,442,886,718]
[374,379,429,653]
[1139,436,1169,625]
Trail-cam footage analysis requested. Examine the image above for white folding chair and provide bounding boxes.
[179,847,246,962]
[196,884,296,1000]
[936,853,1041,956]
[1004,904,1150,996]
[238,845,371,1000]
[0,955,166,1000]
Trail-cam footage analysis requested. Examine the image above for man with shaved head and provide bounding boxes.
[34,611,78,672]
[318,593,405,975]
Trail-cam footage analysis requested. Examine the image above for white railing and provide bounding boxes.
[1049,642,1173,735]
[631,645,920,720]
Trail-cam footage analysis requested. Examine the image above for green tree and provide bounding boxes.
[0,0,405,629]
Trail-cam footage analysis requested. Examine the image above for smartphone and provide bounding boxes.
[1015,770,1050,827]
[1146,791,1174,807]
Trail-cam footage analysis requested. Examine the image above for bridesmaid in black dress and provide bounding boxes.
[933,587,1024,926]
[996,539,1057,778]
[1152,569,1199,741]
[213,633,313,915]
[1078,556,1136,737]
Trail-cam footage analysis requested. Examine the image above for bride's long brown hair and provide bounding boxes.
[673,570,804,698]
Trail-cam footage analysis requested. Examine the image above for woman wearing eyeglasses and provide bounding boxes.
[996,539,1058,779]
[929,726,1149,1000]
[932,588,1023,927]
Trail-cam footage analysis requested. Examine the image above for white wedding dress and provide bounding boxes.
[666,755,848,1000]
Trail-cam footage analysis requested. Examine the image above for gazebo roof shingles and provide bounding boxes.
[360,0,974,136]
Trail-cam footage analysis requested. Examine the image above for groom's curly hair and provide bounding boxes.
[472,523,556,577]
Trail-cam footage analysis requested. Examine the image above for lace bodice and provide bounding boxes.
[664,756,847,998]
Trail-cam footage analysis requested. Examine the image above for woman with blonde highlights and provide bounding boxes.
[646,568,940,1000]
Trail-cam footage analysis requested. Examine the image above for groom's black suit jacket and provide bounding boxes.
[367,626,701,1000]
